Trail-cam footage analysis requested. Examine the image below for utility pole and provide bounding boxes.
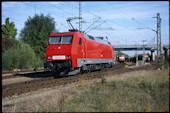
[67,2,83,31]
[142,40,146,64]
[133,41,138,66]
[153,13,161,59]
[133,13,162,59]
[79,1,82,32]
[136,44,138,66]
[157,13,161,58]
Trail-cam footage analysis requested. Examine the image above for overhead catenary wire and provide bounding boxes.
[24,3,66,19]
[3,1,160,46]
[62,2,108,33]
[24,3,73,31]
[63,2,130,34]
[132,18,156,32]
[5,2,145,41]
[87,6,147,39]
[85,21,106,33]
[3,3,73,33]
[47,3,76,16]
[105,2,155,39]
[63,2,147,40]
[2,15,24,26]
[62,2,100,29]
[83,17,101,33]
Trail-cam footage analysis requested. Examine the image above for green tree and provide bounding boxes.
[2,18,17,39]
[20,14,57,61]
[1,18,18,52]
[1,36,13,53]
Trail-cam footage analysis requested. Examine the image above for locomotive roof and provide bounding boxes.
[84,33,111,46]
[50,31,111,46]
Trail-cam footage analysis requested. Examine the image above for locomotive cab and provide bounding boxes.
[44,34,74,74]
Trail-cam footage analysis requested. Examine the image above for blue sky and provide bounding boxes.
[2,1,169,56]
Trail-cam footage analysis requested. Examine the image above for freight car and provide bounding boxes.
[44,29,115,77]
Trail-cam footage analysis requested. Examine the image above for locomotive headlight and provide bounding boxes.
[66,56,71,59]
[48,56,52,59]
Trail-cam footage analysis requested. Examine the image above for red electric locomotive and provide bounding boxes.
[44,29,115,77]
[118,54,125,63]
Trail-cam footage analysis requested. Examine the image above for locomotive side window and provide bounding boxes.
[88,35,95,40]
[108,41,111,45]
[49,36,73,44]
[79,38,82,45]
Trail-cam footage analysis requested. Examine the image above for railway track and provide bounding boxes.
[2,63,156,98]
[2,69,44,78]
[2,71,51,80]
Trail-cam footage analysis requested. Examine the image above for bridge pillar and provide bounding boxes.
[151,50,155,61]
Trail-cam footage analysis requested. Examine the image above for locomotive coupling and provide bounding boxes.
[44,60,72,70]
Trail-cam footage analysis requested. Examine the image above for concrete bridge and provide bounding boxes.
[113,44,169,51]
[113,45,156,51]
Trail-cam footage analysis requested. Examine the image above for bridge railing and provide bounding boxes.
[113,44,157,48]
[113,44,168,48]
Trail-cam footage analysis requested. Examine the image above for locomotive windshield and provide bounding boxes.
[49,36,73,44]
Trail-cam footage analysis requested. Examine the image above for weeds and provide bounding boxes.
[101,75,107,85]
[62,73,169,112]
[155,58,170,70]
[58,93,65,112]
[4,103,15,107]
[30,69,169,112]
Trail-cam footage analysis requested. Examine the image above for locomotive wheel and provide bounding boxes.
[53,71,61,78]
[100,64,104,70]
[85,65,90,73]
[79,67,85,75]
[52,67,61,78]
[63,69,69,74]
[87,67,92,73]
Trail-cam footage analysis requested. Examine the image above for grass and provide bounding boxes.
[62,72,169,112]
[36,69,169,112]
[3,103,15,107]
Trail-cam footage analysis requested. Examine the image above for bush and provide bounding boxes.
[2,42,43,71]
[2,49,15,71]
